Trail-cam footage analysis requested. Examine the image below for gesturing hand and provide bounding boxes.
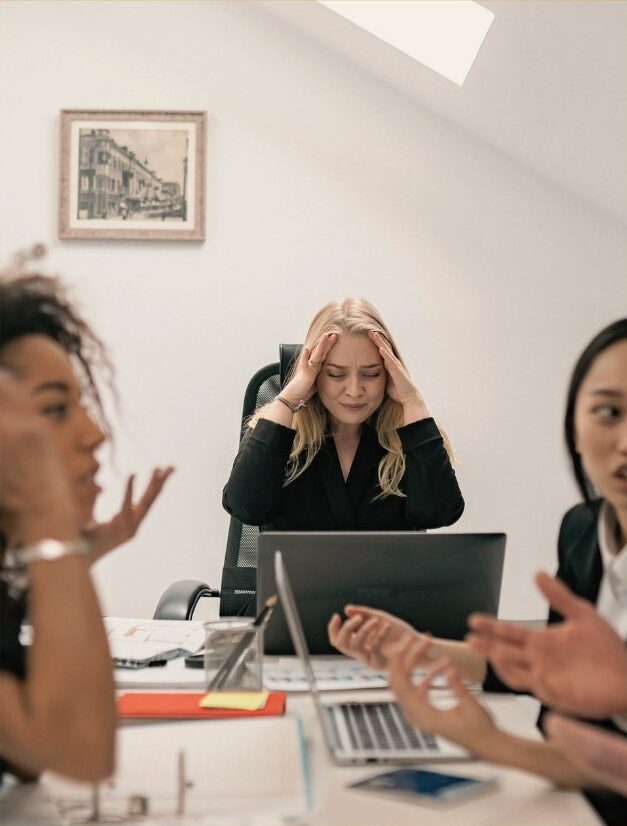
[83,467,175,564]
[387,637,498,754]
[281,333,338,404]
[327,604,422,671]
[467,571,627,718]
[368,331,429,415]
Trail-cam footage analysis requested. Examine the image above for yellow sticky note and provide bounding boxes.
[200,691,269,711]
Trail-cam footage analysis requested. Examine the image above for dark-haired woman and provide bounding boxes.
[330,319,627,824]
[0,253,173,782]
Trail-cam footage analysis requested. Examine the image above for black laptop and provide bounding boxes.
[257,531,506,655]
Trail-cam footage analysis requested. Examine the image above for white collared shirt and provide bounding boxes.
[596,501,627,731]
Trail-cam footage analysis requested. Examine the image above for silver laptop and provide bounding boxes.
[274,550,469,766]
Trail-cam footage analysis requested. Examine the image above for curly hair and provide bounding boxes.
[0,248,116,438]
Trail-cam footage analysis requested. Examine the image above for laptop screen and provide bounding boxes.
[274,550,325,714]
[260,532,506,655]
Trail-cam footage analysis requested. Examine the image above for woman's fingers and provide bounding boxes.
[490,658,533,690]
[370,331,401,370]
[121,474,135,515]
[534,571,589,620]
[321,332,338,360]
[332,613,367,650]
[466,631,534,689]
[328,612,386,665]
[133,467,175,522]
[308,332,337,368]
[392,636,435,680]
[468,614,529,646]
[345,604,390,622]
[327,613,342,644]
[351,616,382,651]
[299,346,312,370]
[398,635,432,674]
[367,621,390,652]
[389,642,446,717]
[443,662,473,701]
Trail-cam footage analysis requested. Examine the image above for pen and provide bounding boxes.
[208,595,277,691]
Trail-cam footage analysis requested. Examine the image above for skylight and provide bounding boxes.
[317,1,494,86]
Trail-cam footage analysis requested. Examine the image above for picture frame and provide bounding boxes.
[59,110,206,241]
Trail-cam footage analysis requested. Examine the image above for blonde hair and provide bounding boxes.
[249,298,452,498]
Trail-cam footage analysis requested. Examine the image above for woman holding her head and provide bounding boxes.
[330,318,627,825]
[223,298,464,532]
[0,253,173,783]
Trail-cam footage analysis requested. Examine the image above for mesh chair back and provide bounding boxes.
[219,345,301,616]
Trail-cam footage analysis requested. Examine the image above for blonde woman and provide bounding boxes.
[223,298,463,531]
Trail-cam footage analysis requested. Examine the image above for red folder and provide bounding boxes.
[117,692,287,720]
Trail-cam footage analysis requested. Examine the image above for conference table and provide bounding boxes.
[0,668,602,826]
[294,689,601,825]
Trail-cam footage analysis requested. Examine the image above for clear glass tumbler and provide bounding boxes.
[203,618,263,691]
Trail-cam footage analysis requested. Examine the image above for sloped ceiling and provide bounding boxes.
[257,0,627,226]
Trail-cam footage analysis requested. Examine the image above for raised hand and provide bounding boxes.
[368,331,429,419]
[467,571,627,718]
[328,604,421,671]
[83,466,175,564]
[281,333,338,404]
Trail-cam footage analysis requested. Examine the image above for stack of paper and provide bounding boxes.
[104,617,205,667]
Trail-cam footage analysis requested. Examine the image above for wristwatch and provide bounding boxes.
[1,538,91,597]
[276,396,307,414]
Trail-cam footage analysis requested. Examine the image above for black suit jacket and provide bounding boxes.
[486,500,626,825]
[543,501,626,825]
[222,416,464,531]
[483,500,607,691]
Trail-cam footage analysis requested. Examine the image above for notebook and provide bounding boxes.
[116,691,286,720]
[274,550,470,766]
[44,717,309,822]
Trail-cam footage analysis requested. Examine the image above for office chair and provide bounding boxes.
[153,344,301,620]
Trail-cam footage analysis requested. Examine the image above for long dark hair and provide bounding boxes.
[564,318,627,503]
[0,249,115,438]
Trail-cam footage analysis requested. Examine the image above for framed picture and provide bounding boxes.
[59,110,206,241]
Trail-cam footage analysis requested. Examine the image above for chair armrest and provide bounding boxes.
[153,579,219,620]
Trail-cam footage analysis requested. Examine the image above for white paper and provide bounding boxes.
[45,718,309,822]
[264,659,389,691]
[105,617,206,664]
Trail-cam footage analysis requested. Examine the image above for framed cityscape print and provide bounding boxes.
[59,110,206,241]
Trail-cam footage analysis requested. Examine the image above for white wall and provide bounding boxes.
[1,1,626,620]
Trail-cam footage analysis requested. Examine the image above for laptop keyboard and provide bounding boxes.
[264,661,388,691]
[339,702,439,753]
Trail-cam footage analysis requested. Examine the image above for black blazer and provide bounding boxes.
[483,500,606,692]
[485,500,626,825]
[543,500,626,825]
[222,416,464,531]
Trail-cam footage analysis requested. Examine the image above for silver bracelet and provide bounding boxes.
[1,538,91,597]
[276,395,307,415]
